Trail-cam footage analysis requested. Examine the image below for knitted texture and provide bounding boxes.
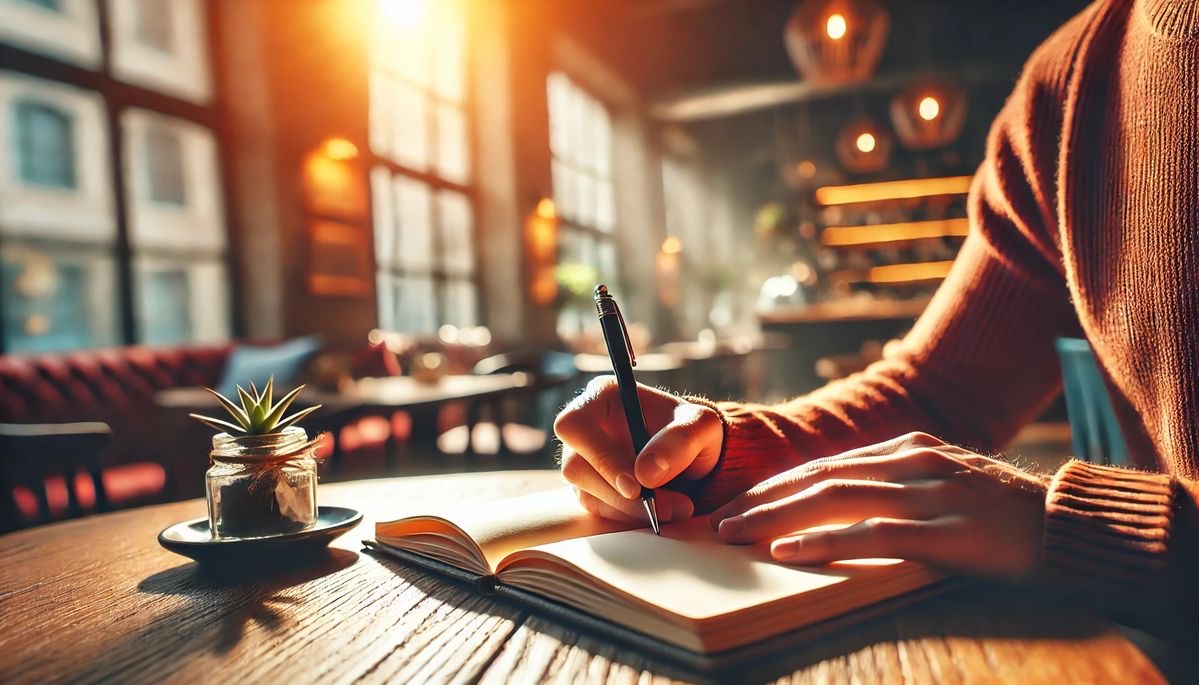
[1041,460,1176,620]
[683,0,1199,618]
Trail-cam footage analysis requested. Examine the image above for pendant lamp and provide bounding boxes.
[889,82,968,150]
[835,117,892,174]
[784,0,889,85]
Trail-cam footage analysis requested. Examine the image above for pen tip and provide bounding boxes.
[643,498,661,535]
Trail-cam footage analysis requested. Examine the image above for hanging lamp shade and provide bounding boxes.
[889,82,968,150]
[835,117,892,174]
[784,0,889,86]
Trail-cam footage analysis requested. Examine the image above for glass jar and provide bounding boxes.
[206,426,318,539]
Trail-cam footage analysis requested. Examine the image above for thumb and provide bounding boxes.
[633,402,722,488]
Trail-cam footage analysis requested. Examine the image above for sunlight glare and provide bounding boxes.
[379,0,424,31]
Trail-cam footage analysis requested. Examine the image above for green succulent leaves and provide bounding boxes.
[190,377,321,436]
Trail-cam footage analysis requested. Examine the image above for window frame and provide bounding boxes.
[0,0,238,352]
[367,5,481,334]
[546,71,619,337]
[547,71,617,263]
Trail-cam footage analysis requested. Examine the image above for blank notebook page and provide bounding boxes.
[507,517,910,621]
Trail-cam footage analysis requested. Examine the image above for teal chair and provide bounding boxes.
[1055,338,1130,466]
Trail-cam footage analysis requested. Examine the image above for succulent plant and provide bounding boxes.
[190,377,321,436]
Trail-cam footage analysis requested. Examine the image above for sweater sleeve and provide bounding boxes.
[685,19,1086,514]
[1038,461,1179,625]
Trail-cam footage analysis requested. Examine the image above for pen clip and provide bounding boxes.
[611,296,637,368]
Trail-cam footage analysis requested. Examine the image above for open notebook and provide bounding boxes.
[370,489,943,659]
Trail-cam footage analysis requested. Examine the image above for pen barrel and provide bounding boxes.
[598,313,653,455]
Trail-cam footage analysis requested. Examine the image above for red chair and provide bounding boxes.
[0,422,165,532]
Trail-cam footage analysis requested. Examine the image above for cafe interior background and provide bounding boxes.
[0,0,1091,531]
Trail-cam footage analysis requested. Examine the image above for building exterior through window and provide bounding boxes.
[0,0,228,352]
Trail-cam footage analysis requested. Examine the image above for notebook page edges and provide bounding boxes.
[376,487,635,573]
[496,516,930,623]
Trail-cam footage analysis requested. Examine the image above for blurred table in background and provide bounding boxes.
[155,374,532,495]
[759,299,927,396]
[573,333,792,403]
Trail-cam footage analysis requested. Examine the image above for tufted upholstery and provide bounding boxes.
[0,345,232,529]
[0,344,231,423]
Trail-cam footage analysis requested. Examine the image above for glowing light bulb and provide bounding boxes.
[320,137,359,161]
[855,132,876,153]
[918,96,940,121]
[535,197,556,219]
[826,13,847,40]
[662,236,683,255]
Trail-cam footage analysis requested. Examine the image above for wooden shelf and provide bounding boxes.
[821,218,969,248]
[759,298,931,324]
[814,176,973,206]
[831,260,955,286]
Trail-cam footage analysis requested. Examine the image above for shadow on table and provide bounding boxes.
[367,549,1118,685]
[59,549,358,683]
[511,582,1117,684]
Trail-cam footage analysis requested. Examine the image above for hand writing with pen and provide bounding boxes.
[556,377,1048,581]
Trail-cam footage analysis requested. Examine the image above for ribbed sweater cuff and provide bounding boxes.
[680,396,798,513]
[1040,460,1176,614]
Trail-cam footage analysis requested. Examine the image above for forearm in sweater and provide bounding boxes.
[682,40,1081,513]
[686,231,1075,512]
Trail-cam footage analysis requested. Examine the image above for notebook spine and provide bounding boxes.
[362,540,497,593]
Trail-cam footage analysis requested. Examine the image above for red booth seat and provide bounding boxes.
[0,344,230,529]
[11,462,167,522]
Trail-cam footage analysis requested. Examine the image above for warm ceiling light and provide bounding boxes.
[378,0,424,30]
[662,236,683,254]
[814,175,974,205]
[825,13,848,40]
[535,197,556,219]
[320,137,359,161]
[917,96,940,121]
[855,132,876,153]
[796,160,817,179]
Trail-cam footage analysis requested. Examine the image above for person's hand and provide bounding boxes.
[712,432,1048,580]
[555,376,723,524]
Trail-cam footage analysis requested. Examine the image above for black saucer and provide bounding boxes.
[158,506,362,563]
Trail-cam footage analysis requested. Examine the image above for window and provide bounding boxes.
[369,0,476,333]
[547,72,617,335]
[144,123,186,205]
[0,4,228,352]
[13,100,75,188]
[1,243,118,352]
[124,109,229,343]
[0,0,101,67]
[108,0,212,103]
[132,0,173,53]
[135,267,190,344]
[21,0,63,12]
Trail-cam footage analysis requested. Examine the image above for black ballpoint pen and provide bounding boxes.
[593,284,661,535]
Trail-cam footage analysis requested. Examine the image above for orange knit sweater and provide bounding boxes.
[694,0,1199,626]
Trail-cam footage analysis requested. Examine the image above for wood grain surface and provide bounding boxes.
[0,470,1165,684]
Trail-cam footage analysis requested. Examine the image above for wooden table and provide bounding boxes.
[0,471,1165,684]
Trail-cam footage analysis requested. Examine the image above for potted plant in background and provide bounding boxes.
[190,379,322,539]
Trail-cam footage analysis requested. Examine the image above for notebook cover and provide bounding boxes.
[363,540,956,675]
